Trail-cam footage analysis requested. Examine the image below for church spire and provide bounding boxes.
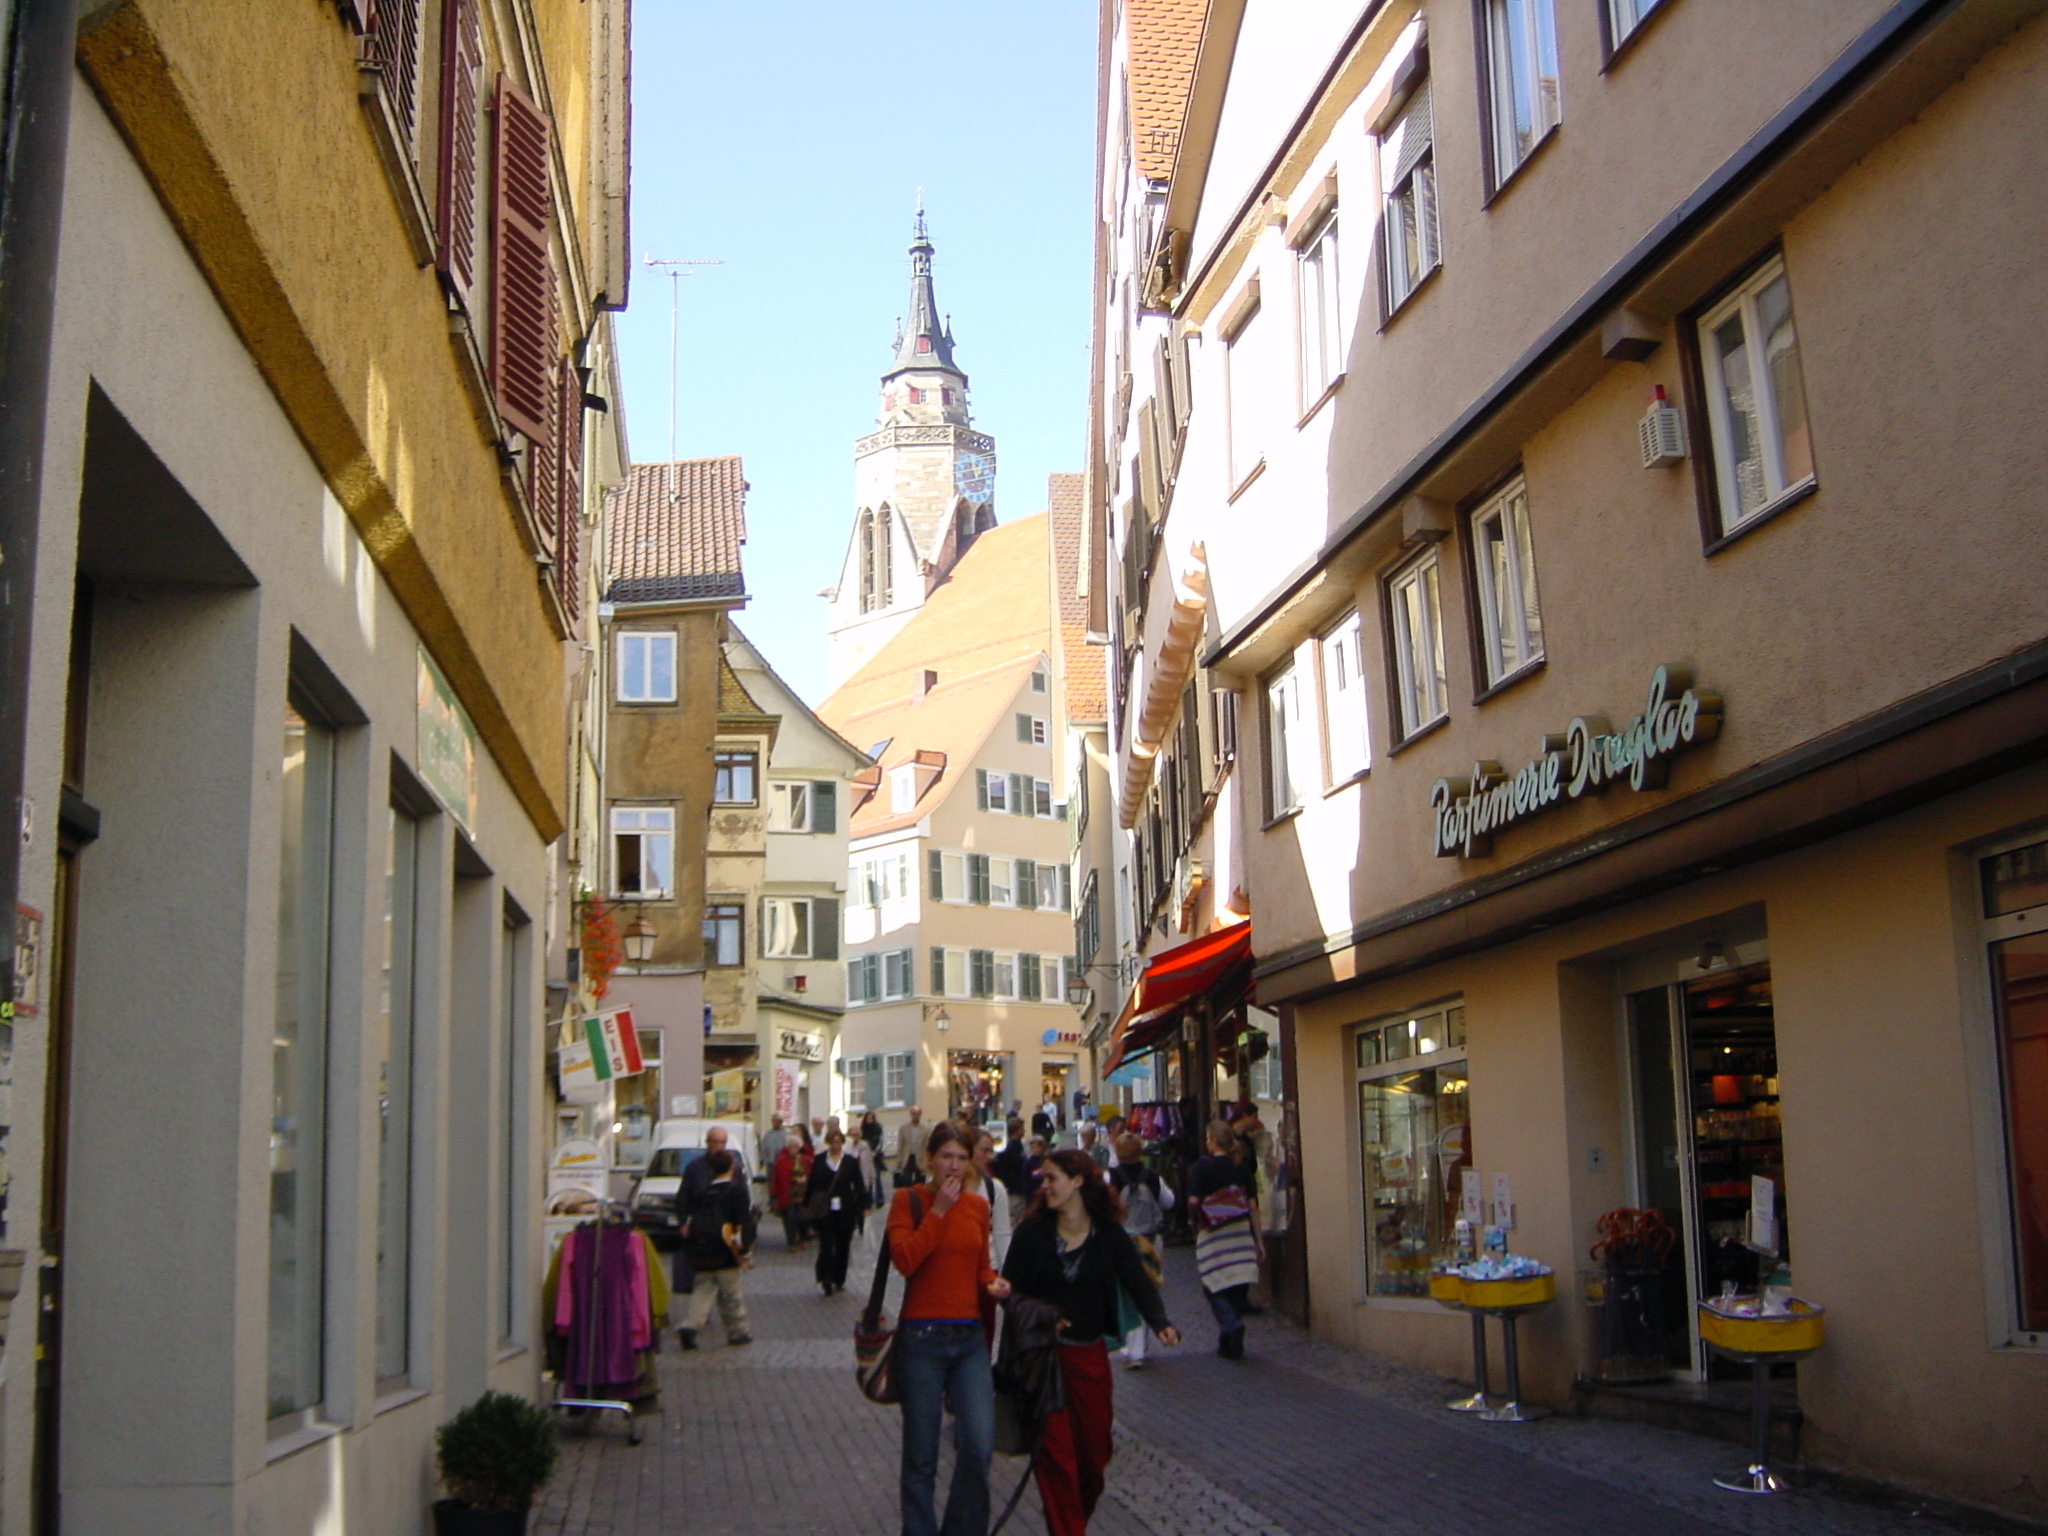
[887,200,963,379]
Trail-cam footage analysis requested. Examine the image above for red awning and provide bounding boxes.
[1103,923,1252,1074]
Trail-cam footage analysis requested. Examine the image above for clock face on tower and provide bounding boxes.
[954,451,995,502]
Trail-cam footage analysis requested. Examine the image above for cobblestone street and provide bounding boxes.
[533,1229,2005,1536]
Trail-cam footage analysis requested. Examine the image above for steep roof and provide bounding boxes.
[1127,0,1207,182]
[726,625,872,772]
[884,210,964,381]
[604,457,748,604]
[818,515,1055,838]
[1047,472,1106,724]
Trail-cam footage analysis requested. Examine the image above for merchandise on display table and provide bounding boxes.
[1698,1292,1826,1494]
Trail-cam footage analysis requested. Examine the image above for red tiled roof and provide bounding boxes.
[604,457,748,604]
[1127,0,1206,182]
[1048,473,1106,724]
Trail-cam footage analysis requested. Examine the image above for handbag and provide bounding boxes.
[1195,1184,1253,1231]
[853,1190,923,1405]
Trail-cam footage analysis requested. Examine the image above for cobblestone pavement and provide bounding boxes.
[533,1224,2007,1536]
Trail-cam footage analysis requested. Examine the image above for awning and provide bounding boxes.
[1118,548,1208,829]
[1102,922,1252,1074]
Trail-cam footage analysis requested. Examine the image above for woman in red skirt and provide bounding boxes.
[1002,1149,1179,1534]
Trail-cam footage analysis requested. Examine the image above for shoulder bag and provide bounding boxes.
[853,1189,923,1405]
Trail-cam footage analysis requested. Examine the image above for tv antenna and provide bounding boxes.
[641,254,724,481]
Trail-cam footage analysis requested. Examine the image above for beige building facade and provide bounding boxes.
[1094,0,2048,1517]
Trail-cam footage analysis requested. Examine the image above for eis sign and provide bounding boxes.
[1428,666,1722,859]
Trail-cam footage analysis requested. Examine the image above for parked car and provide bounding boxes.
[629,1118,754,1249]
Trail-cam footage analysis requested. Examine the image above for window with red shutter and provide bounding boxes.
[556,364,585,625]
[490,74,556,447]
[364,0,422,151]
[435,0,482,312]
[525,358,559,556]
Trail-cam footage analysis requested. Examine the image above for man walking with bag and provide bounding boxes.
[887,1104,926,1188]
[677,1149,754,1348]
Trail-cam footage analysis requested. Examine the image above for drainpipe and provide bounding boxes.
[0,0,79,1009]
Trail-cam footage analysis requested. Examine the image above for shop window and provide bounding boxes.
[1981,837,2048,1340]
[1387,550,1449,739]
[1470,475,1545,686]
[1695,254,1814,537]
[271,692,337,1425]
[1354,1001,1470,1298]
[612,1032,663,1171]
[713,749,759,805]
[376,805,422,1389]
[703,902,743,967]
[616,630,677,702]
[1481,0,1560,189]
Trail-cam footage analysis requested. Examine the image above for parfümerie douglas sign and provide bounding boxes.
[1429,665,1722,859]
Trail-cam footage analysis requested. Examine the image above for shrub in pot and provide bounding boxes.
[432,1390,560,1536]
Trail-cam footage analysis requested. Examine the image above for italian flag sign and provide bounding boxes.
[582,1006,644,1082]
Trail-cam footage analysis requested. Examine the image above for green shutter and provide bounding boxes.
[865,1053,883,1111]
[929,848,945,900]
[1017,861,1038,910]
[931,946,946,994]
[970,949,994,998]
[968,854,990,905]
[813,780,837,833]
[1016,712,1032,742]
[813,897,839,959]
[976,768,989,810]
[1010,773,1028,814]
[1020,953,1042,1002]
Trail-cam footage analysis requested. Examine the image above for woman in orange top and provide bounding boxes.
[889,1121,1011,1536]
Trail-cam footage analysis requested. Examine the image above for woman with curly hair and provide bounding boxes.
[1002,1149,1179,1534]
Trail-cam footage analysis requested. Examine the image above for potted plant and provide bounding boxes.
[432,1391,560,1535]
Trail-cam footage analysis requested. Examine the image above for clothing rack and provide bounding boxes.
[552,1202,644,1445]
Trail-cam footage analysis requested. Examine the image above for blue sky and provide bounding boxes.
[615,2,1099,706]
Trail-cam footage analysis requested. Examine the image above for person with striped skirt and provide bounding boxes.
[1189,1120,1262,1359]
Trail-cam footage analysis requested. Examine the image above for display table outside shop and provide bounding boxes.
[1432,1271,1557,1422]
[1698,1299,1825,1494]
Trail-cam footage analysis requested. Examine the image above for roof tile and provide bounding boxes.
[1127,0,1207,182]
[604,457,748,604]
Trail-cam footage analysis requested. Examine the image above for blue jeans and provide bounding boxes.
[896,1322,995,1536]
[1206,1282,1248,1335]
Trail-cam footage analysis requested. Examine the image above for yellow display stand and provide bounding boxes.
[1699,1299,1825,1494]
[1431,1269,1558,1422]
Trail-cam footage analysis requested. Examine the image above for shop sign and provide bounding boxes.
[558,1006,644,1096]
[779,1029,824,1062]
[1041,1028,1082,1046]
[416,648,479,832]
[1428,665,1723,859]
[774,1060,800,1120]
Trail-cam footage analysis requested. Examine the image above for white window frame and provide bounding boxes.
[1296,207,1343,404]
[1470,476,1545,685]
[1379,80,1439,313]
[1225,296,1264,489]
[760,896,814,960]
[1264,658,1304,819]
[611,806,675,899]
[1033,779,1054,818]
[889,765,916,812]
[1483,0,1560,187]
[1608,0,1664,49]
[1388,551,1449,740]
[942,948,967,998]
[703,901,743,968]
[615,630,677,703]
[993,952,1019,1001]
[882,947,913,1001]
[989,857,1014,909]
[1697,255,1815,535]
[883,1050,911,1108]
[1318,611,1371,785]
[768,780,813,832]
[984,771,1010,814]
[941,851,966,904]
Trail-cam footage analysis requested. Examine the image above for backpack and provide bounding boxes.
[1119,1169,1164,1237]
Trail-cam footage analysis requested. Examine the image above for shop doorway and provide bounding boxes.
[948,1050,1011,1130]
[1622,953,1784,1379]
[1039,1059,1072,1134]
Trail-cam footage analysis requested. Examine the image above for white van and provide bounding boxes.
[629,1118,755,1248]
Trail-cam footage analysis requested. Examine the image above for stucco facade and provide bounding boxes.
[0,1,631,1530]
[1093,0,2048,1517]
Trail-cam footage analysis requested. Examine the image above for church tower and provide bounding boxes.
[826,210,998,687]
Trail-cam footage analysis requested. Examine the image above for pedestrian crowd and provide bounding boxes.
[665,1099,1276,1534]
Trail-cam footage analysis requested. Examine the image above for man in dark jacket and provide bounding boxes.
[991,1116,1031,1204]
[676,1149,753,1348]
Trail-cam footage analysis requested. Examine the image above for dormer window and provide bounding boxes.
[917,335,932,353]
[890,765,917,813]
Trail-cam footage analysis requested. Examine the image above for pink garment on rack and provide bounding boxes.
[626,1231,651,1349]
[556,1228,579,1332]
